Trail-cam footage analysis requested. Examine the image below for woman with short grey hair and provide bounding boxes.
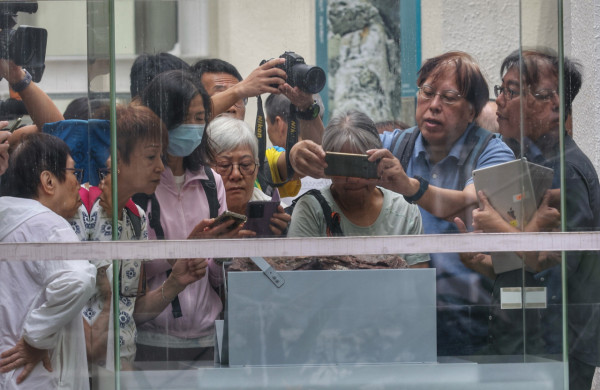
[207,116,290,236]
[288,110,429,266]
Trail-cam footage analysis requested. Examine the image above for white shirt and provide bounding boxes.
[0,197,96,390]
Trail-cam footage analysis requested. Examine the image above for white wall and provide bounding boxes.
[566,2,600,170]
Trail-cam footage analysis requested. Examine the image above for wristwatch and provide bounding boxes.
[296,100,320,120]
[403,176,429,204]
[11,69,32,93]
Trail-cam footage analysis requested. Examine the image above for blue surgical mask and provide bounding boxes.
[167,124,205,157]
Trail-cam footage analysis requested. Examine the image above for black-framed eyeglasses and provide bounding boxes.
[65,168,84,183]
[531,88,558,102]
[417,85,463,105]
[494,85,520,100]
[215,161,258,176]
[98,167,111,181]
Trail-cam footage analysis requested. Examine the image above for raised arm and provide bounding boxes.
[211,58,286,118]
[1,60,64,144]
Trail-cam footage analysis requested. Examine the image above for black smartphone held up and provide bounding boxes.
[209,210,247,231]
[245,200,280,237]
[324,152,379,179]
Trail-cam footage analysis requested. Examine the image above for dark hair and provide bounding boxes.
[375,120,410,133]
[322,110,382,153]
[130,52,190,98]
[417,51,489,118]
[1,133,70,199]
[140,70,214,170]
[63,97,110,120]
[500,48,582,116]
[115,103,167,165]
[265,93,290,124]
[191,58,243,82]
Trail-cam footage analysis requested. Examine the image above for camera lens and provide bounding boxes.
[291,64,326,94]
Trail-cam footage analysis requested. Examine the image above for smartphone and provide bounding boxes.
[209,210,247,231]
[245,200,280,237]
[324,152,379,179]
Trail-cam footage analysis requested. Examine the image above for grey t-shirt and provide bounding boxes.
[288,186,429,265]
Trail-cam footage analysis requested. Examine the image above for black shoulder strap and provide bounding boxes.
[124,207,142,240]
[201,165,220,219]
[390,127,420,171]
[132,193,165,240]
[287,189,343,237]
[257,162,275,197]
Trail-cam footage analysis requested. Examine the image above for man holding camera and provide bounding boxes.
[193,57,325,198]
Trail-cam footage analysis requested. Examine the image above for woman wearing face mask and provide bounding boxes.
[134,70,237,363]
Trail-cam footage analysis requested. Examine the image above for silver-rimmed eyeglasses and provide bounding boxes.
[417,85,463,105]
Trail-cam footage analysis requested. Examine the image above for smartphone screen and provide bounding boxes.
[324,152,379,179]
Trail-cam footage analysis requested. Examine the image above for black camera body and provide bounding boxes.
[268,51,326,94]
[0,1,47,82]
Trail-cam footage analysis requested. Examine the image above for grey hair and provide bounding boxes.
[322,110,382,153]
[206,116,259,162]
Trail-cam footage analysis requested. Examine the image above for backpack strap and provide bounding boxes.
[287,189,343,237]
[132,193,165,240]
[124,205,142,240]
[201,165,220,219]
[390,127,420,171]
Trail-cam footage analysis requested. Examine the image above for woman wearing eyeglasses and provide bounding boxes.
[206,116,291,237]
[289,51,515,356]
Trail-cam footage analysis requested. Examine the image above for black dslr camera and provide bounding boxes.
[265,51,326,94]
[0,1,47,82]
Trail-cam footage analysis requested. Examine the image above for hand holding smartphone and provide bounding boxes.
[209,210,247,231]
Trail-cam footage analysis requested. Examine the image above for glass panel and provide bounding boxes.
[5,0,600,389]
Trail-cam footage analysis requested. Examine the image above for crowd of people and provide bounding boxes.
[0,46,598,390]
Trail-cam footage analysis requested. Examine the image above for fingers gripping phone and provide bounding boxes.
[209,211,247,231]
[245,200,280,237]
[324,152,379,179]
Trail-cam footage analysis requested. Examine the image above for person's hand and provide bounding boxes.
[454,217,495,278]
[0,129,9,176]
[170,258,208,287]
[472,191,514,232]
[269,205,291,236]
[525,191,561,232]
[289,140,326,178]
[278,84,314,110]
[235,58,287,98]
[0,59,24,85]
[367,148,412,195]
[187,218,244,239]
[0,338,52,384]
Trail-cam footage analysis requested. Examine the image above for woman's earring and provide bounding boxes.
[117,168,120,175]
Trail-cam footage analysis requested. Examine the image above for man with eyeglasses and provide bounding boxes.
[468,49,600,390]
[290,51,515,357]
[0,133,95,389]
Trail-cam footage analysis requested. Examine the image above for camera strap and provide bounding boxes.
[255,95,297,189]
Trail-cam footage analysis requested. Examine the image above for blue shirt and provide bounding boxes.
[381,124,515,355]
